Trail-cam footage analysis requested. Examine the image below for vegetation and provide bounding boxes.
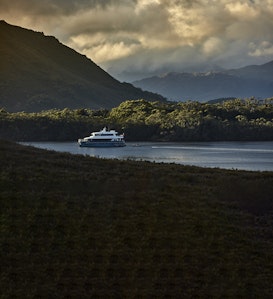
[1,140,273,298]
[1,98,273,141]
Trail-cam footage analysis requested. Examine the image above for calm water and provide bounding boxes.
[21,141,273,171]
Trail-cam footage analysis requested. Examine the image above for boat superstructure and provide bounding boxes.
[78,127,126,147]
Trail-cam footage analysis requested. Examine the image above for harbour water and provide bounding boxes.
[21,141,273,171]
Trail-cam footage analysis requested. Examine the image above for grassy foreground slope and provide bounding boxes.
[1,141,273,298]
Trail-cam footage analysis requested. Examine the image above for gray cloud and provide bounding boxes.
[1,0,273,81]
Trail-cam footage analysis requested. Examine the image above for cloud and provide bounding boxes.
[202,37,225,57]
[249,41,273,57]
[225,1,260,19]
[1,0,273,80]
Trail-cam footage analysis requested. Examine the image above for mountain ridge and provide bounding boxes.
[132,60,273,101]
[0,20,164,112]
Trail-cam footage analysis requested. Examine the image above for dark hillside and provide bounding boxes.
[0,21,164,112]
[1,140,273,297]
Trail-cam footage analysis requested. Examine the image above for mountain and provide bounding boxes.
[0,21,164,112]
[132,61,273,102]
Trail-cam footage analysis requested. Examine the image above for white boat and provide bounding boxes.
[78,127,126,147]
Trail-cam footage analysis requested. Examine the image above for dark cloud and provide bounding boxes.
[0,0,122,15]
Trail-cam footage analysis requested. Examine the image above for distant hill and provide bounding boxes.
[0,21,165,112]
[132,61,273,102]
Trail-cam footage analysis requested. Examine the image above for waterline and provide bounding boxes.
[21,141,273,171]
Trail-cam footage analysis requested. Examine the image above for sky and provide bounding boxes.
[1,0,273,81]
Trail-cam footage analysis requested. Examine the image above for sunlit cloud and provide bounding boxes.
[225,1,260,19]
[1,0,273,80]
[80,39,141,63]
[202,37,225,57]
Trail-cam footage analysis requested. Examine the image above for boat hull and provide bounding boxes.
[78,140,126,147]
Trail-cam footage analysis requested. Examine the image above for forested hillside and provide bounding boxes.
[1,98,272,141]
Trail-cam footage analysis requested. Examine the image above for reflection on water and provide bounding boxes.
[21,141,273,171]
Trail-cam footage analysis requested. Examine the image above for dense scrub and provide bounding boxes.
[1,98,273,141]
[1,140,273,298]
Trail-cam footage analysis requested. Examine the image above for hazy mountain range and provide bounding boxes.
[0,21,164,112]
[132,61,273,102]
